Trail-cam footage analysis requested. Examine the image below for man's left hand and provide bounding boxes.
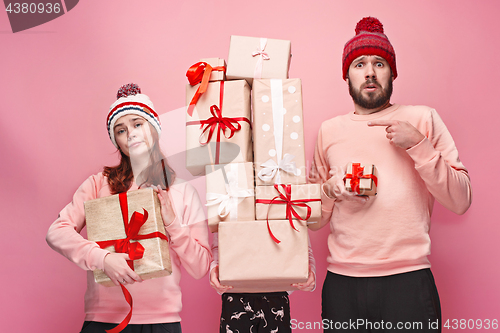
[368,120,425,149]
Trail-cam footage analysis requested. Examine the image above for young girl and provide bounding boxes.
[46,83,212,333]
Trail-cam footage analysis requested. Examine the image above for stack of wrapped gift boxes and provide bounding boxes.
[185,36,321,292]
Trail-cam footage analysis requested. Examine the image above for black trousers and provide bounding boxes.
[80,321,182,333]
[322,269,441,332]
[220,292,291,333]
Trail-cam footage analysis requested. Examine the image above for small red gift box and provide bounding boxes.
[344,163,378,196]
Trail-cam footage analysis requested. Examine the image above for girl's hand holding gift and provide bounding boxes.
[103,253,143,286]
[155,185,176,226]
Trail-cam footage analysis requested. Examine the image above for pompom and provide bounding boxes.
[355,17,384,35]
[117,83,141,99]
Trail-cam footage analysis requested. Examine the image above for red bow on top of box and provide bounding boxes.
[96,192,169,333]
[344,163,378,195]
[255,184,320,244]
[186,81,251,164]
[186,61,226,116]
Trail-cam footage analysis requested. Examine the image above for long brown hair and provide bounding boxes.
[103,132,176,194]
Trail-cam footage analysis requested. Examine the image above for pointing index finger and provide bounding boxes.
[367,120,397,127]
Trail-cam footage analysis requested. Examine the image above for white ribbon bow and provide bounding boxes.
[252,38,270,79]
[257,153,299,184]
[206,172,254,218]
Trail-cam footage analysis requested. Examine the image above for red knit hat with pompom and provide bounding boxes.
[342,17,397,80]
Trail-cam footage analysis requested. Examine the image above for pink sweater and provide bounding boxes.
[46,173,212,324]
[308,104,471,277]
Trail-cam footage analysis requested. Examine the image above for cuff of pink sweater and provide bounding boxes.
[163,216,179,229]
[89,247,110,271]
[209,261,218,274]
[321,183,335,212]
[406,137,438,168]
[163,216,184,245]
[164,217,207,246]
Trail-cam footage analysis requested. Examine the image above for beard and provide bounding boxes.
[349,78,393,110]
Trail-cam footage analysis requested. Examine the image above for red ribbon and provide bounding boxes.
[186,61,226,117]
[255,184,321,244]
[186,81,251,164]
[96,192,169,333]
[344,163,378,194]
[106,284,132,333]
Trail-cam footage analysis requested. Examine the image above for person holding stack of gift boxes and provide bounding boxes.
[47,84,211,333]
[308,17,472,332]
[185,37,319,333]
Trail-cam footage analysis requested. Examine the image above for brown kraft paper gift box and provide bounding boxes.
[255,183,322,223]
[252,78,306,185]
[85,188,172,287]
[345,163,378,196]
[205,162,255,233]
[226,35,291,86]
[218,220,308,293]
[199,57,227,82]
[186,80,252,176]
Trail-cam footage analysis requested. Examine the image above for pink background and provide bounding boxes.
[1,0,499,331]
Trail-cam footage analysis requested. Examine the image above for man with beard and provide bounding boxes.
[308,17,471,332]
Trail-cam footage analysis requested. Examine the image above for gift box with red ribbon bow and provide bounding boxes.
[344,163,378,196]
[199,58,226,82]
[255,184,321,243]
[85,188,172,287]
[186,59,227,117]
[185,80,252,176]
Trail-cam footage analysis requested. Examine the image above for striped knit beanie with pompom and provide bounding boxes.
[342,17,397,80]
[107,83,161,148]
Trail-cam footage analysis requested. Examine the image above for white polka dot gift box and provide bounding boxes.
[252,78,306,185]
